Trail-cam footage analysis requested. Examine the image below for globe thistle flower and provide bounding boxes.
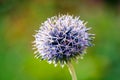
[33,14,94,67]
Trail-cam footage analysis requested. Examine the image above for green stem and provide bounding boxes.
[67,62,77,80]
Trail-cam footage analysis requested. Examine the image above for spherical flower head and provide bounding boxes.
[33,14,94,66]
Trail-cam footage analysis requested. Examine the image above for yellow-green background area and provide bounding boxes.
[0,0,120,80]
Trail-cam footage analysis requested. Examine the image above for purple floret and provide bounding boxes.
[33,15,94,66]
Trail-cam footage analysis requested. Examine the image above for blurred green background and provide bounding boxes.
[0,0,120,80]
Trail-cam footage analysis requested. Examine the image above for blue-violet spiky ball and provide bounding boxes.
[33,14,94,66]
